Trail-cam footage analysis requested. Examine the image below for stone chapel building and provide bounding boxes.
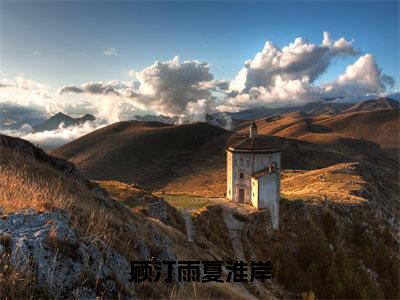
[226,122,281,229]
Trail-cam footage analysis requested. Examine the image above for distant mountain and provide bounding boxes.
[343,97,399,113]
[219,101,353,121]
[33,112,95,132]
[134,114,179,124]
[386,91,400,101]
[0,103,46,130]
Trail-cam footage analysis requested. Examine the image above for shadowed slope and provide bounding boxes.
[52,121,234,192]
[52,119,397,197]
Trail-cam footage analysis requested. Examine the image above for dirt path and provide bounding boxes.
[182,212,194,242]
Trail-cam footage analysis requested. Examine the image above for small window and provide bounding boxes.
[239,172,244,179]
[228,189,231,195]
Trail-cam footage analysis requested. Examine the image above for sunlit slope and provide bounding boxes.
[238,108,399,158]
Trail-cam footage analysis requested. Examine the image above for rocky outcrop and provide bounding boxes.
[0,209,134,298]
[145,198,186,234]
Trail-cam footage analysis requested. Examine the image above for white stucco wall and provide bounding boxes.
[230,152,253,203]
[228,151,281,205]
[251,178,258,208]
[226,151,233,200]
[257,173,280,229]
[227,150,281,229]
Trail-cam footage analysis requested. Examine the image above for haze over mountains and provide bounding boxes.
[1,97,397,151]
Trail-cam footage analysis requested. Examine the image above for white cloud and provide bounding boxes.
[0,75,57,114]
[0,75,48,91]
[131,56,217,115]
[59,81,121,96]
[103,48,118,56]
[128,70,136,77]
[324,53,395,97]
[23,122,105,149]
[2,121,106,150]
[180,99,212,123]
[1,31,396,142]
[63,56,223,117]
[229,32,357,95]
[222,32,395,111]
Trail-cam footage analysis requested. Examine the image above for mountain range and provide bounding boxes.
[32,112,96,132]
[52,98,399,196]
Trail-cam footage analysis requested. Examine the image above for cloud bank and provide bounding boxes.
[1,121,105,150]
[54,32,394,117]
[0,32,396,147]
[324,53,395,98]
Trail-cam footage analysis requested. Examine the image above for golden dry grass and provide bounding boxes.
[281,163,368,203]
[157,193,213,212]
[0,146,257,299]
[0,147,139,261]
[0,253,48,299]
[96,180,146,199]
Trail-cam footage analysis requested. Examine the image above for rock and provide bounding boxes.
[0,209,134,298]
[72,287,96,299]
[151,231,172,252]
[158,247,179,283]
[147,200,168,223]
[134,240,151,260]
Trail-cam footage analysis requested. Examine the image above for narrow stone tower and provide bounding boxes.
[226,122,281,229]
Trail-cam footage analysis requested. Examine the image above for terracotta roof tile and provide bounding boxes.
[228,136,280,153]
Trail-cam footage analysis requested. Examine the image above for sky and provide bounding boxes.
[1,1,399,87]
[0,0,399,147]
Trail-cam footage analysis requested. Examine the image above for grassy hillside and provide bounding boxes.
[1,134,272,299]
[2,133,399,299]
[52,121,233,193]
[343,97,399,113]
[53,115,397,197]
[238,108,399,159]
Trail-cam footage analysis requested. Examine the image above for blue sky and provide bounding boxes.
[1,1,399,89]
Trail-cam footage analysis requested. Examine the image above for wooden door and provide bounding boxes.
[238,188,245,203]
